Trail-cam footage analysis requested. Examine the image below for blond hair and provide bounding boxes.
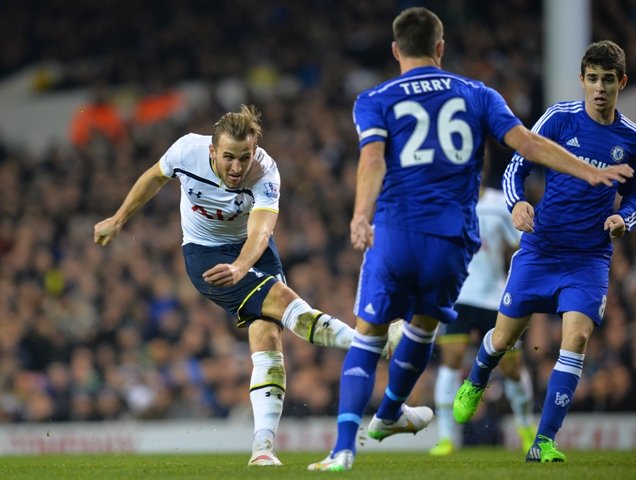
[212,104,262,146]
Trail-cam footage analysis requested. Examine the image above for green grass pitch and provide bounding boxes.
[0,449,634,480]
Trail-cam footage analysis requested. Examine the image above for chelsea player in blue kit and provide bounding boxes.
[454,40,636,462]
[308,9,633,471]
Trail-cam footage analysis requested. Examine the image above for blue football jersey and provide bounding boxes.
[503,101,636,255]
[353,65,522,244]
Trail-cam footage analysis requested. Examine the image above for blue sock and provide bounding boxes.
[537,349,583,441]
[376,322,436,421]
[468,329,505,387]
[333,332,384,454]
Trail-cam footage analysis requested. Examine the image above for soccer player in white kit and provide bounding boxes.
[430,186,535,456]
[94,105,395,466]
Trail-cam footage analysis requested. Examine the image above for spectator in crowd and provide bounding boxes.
[132,81,186,127]
[69,82,126,147]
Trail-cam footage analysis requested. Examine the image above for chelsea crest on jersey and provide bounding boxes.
[159,133,280,246]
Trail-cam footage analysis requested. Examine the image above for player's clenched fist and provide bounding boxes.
[511,201,535,233]
[94,217,122,246]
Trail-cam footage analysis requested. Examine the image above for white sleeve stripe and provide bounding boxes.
[359,128,387,140]
[532,102,583,133]
[620,116,636,132]
[624,211,636,229]
[503,161,512,205]
[503,155,522,208]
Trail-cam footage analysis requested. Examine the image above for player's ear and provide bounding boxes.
[209,144,215,159]
[391,41,400,62]
[436,39,445,60]
[619,74,628,91]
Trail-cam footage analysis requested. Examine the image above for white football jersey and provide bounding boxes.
[159,133,280,247]
[456,187,521,310]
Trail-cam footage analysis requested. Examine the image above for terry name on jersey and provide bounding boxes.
[398,77,452,95]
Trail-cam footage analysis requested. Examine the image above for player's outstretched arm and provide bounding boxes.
[94,161,170,246]
[503,125,634,187]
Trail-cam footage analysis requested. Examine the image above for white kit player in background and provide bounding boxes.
[431,186,535,456]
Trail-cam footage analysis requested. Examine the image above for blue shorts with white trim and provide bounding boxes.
[499,248,610,325]
[354,226,475,325]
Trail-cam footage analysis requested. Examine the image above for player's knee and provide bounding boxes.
[262,282,299,320]
[564,330,591,352]
[249,320,283,351]
[271,283,299,308]
[441,347,465,369]
[491,330,517,352]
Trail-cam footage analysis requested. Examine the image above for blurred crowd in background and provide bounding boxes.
[0,0,635,439]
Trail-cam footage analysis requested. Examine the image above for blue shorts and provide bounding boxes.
[499,248,610,325]
[183,238,285,327]
[354,227,473,325]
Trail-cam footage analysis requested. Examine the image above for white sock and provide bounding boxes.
[253,429,274,451]
[504,368,533,427]
[434,365,461,443]
[281,298,354,349]
[250,351,285,452]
